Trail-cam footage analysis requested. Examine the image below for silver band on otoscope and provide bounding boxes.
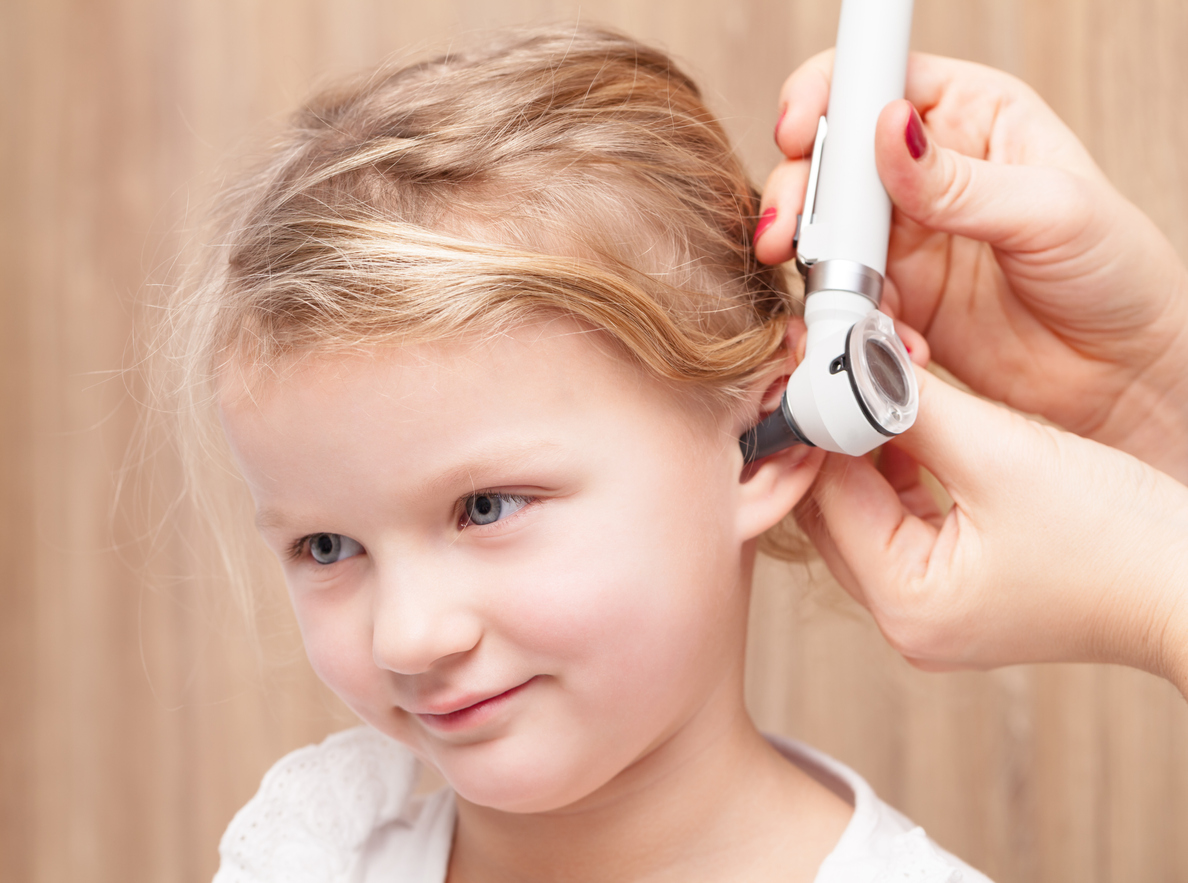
[804,259,884,305]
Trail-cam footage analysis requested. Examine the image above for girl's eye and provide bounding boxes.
[307,533,363,565]
[462,493,530,527]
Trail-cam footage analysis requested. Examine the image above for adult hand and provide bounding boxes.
[757,51,1188,483]
[796,366,1188,697]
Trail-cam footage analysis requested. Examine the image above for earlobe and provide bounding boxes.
[735,445,825,541]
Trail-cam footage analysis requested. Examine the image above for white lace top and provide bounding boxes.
[212,727,993,883]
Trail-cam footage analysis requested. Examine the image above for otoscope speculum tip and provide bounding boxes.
[740,395,811,463]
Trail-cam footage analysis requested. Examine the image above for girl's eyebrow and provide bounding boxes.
[252,439,570,533]
[255,508,295,533]
[425,439,568,494]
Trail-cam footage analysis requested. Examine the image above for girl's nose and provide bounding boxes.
[370,565,483,675]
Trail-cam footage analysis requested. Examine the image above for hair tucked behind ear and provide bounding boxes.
[159,24,810,614]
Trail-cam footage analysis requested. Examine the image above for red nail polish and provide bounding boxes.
[905,105,928,160]
[754,207,777,246]
[774,108,786,146]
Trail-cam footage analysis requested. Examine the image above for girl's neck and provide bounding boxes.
[445,679,853,883]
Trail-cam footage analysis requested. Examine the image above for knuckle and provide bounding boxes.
[873,577,962,663]
[881,616,953,664]
[928,151,976,221]
[765,159,810,208]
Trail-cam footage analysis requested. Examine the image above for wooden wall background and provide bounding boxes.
[2,1,1187,881]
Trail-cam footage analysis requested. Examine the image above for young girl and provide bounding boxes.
[174,24,991,882]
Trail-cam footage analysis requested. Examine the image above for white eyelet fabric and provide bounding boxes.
[212,727,993,883]
[212,727,440,883]
[872,829,967,882]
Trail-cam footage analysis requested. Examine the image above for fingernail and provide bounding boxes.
[773,108,786,145]
[754,207,777,246]
[905,105,928,160]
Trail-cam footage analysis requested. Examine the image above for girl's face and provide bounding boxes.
[221,320,812,813]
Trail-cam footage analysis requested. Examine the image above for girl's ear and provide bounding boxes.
[733,316,821,541]
[735,444,825,541]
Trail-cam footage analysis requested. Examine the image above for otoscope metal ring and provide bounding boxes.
[805,260,884,305]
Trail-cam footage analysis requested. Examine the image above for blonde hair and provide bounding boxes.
[161,24,808,614]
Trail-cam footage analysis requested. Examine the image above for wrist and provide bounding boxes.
[1155,536,1188,701]
[1164,598,1188,703]
[1098,464,1188,693]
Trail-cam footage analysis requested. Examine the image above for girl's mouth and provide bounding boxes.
[415,677,537,732]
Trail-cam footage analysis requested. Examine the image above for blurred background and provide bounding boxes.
[2,1,1187,881]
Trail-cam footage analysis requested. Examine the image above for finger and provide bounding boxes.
[802,376,1027,663]
[783,317,808,367]
[892,318,930,366]
[878,444,944,527]
[878,443,919,493]
[755,158,809,264]
[778,52,1048,160]
[794,470,872,607]
[807,372,1012,613]
[902,53,1101,174]
[775,50,834,159]
[807,443,945,608]
[875,99,1094,253]
[776,51,976,155]
[892,367,1048,513]
[901,52,1027,120]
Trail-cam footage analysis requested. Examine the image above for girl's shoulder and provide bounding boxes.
[768,734,995,883]
[212,726,454,883]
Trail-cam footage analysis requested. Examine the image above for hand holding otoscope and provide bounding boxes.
[758,47,1188,483]
[753,14,1188,693]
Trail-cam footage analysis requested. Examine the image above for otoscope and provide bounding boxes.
[741,0,918,461]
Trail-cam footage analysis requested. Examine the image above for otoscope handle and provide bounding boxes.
[799,0,913,277]
[740,0,918,462]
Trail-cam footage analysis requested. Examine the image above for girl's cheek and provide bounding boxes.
[505,543,662,658]
[292,592,376,700]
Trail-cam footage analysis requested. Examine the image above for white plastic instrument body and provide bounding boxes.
[796,0,914,277]
[741,0,918,461]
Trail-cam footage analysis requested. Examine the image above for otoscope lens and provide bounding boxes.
[864,338,910,406]
[847,311,919,436]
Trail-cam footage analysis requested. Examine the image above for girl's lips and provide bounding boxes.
[415,678,536,732]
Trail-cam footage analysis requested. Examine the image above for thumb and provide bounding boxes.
[808,366,1188,675]
[893,367,1048,514]
[875,100,1089,252]
[802,369,1008,604]
[801,369,1058,665]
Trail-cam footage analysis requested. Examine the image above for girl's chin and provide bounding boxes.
[456,787,580,814]
[435,745,625,815]
[448,765,609,814]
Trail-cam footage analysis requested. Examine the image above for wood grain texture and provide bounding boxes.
[2,1,1186,881]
